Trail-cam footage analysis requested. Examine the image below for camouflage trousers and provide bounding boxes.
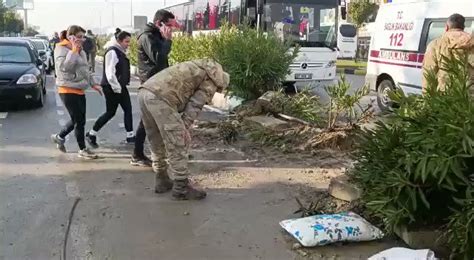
[138,88,189,181]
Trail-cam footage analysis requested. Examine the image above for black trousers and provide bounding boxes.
[134,120,146,158]
[93,86,133,133]
[59,93,86,150]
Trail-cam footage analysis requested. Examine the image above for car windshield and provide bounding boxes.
[31,41,46,51]
[263,1,337,47]
[0,45,32,63]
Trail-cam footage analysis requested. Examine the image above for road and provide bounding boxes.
[0,71,397,259]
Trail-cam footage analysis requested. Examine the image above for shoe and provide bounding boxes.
[172,179,207,200]
[130,155,152,167]
[155,171,173,193]
[126,136,136,144]
[51,134,66,153]
[78,148,99,159]
[86,132,99,149]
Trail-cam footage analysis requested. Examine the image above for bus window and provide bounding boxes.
[263,2,336,46]
[339,24,356,38]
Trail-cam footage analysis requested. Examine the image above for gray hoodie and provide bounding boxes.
[54,42,96,90]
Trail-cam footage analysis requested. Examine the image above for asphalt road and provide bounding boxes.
[0,71,389,260]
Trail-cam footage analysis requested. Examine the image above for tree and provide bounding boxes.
[348,0,378,61]
[4,10,23,33]
[23,26,39,36]
[0,1,25,35]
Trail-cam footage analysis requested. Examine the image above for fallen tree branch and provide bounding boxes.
[277,113,312,125]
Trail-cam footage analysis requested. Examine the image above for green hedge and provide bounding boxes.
[351,55,474,259]
[127,24,298,101]
[170,24,298,101]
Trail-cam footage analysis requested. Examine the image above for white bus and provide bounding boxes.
[337,23,357,59]
[165,0,340,88]
[366,0,474,111]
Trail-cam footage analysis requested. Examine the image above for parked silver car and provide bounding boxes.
[29,38,54,74]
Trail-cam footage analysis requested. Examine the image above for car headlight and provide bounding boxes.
[324,60,336,68]
[17,74,38,84]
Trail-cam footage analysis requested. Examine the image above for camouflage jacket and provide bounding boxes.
[422,29,474,92]
[140,59,230,128]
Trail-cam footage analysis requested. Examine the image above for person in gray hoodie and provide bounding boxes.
[50,25,102,159]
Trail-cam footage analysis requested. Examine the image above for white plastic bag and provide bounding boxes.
[368,247,437,260]
[280,212,384,247]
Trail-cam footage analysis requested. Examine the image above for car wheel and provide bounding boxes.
[377,79,395,112]
[42,80,47,95]
[283,81,297,95]
[34,88,44,108]
[46,63,52,74]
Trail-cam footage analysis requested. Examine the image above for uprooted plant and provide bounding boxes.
[246,76,374,151]
[325,75,371,130]
[350,54,474,259]
[271,88,323,125]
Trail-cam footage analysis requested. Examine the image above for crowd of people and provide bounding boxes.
[49,9,229,201]
[46,10,472,201]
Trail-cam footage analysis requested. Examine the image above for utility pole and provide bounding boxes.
[23,9,28,29]
[112,2,115,28]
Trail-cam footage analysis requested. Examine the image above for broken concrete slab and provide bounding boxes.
[394,226,449,255]
[244,116,289,131]
[328,175,361,202]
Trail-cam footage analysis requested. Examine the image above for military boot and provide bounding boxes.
[172,179,207,200]
[154,170,173,194]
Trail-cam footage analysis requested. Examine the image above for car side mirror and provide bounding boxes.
[39,50,46,56]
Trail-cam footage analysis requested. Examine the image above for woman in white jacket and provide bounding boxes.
[86,30,134,147]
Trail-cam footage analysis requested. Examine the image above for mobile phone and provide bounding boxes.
[68,35,77,42]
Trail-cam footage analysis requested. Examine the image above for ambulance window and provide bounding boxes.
[464,20,473,34]
[426,21,446,47]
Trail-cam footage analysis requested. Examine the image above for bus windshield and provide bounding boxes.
[263,1,337,47]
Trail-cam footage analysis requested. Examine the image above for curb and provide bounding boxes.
[336,68,366,76]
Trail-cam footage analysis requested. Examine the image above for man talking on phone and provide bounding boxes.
[131,10,176,166]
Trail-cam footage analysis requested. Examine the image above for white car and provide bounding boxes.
[30,38,54,74]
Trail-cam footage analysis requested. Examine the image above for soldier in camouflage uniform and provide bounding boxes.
[138,59,230,200]
[422,14,474,93]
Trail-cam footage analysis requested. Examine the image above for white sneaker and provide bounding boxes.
[78,148,99,159]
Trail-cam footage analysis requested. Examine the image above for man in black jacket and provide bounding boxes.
[131,9,176,167]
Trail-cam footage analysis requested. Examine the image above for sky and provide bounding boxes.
[13,0,189,36]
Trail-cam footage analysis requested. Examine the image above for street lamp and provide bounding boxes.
[105,0,115,27]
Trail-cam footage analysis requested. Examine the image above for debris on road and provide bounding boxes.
[368,247,437,260]
[280,212,384,247]
[328,175,362,202]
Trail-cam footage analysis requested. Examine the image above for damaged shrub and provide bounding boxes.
[325,75,370,129]
[446,193,474,260]
[351,55,474,259]
[271,89,323,125]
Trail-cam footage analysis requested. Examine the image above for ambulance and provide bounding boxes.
[365,0,474,111]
